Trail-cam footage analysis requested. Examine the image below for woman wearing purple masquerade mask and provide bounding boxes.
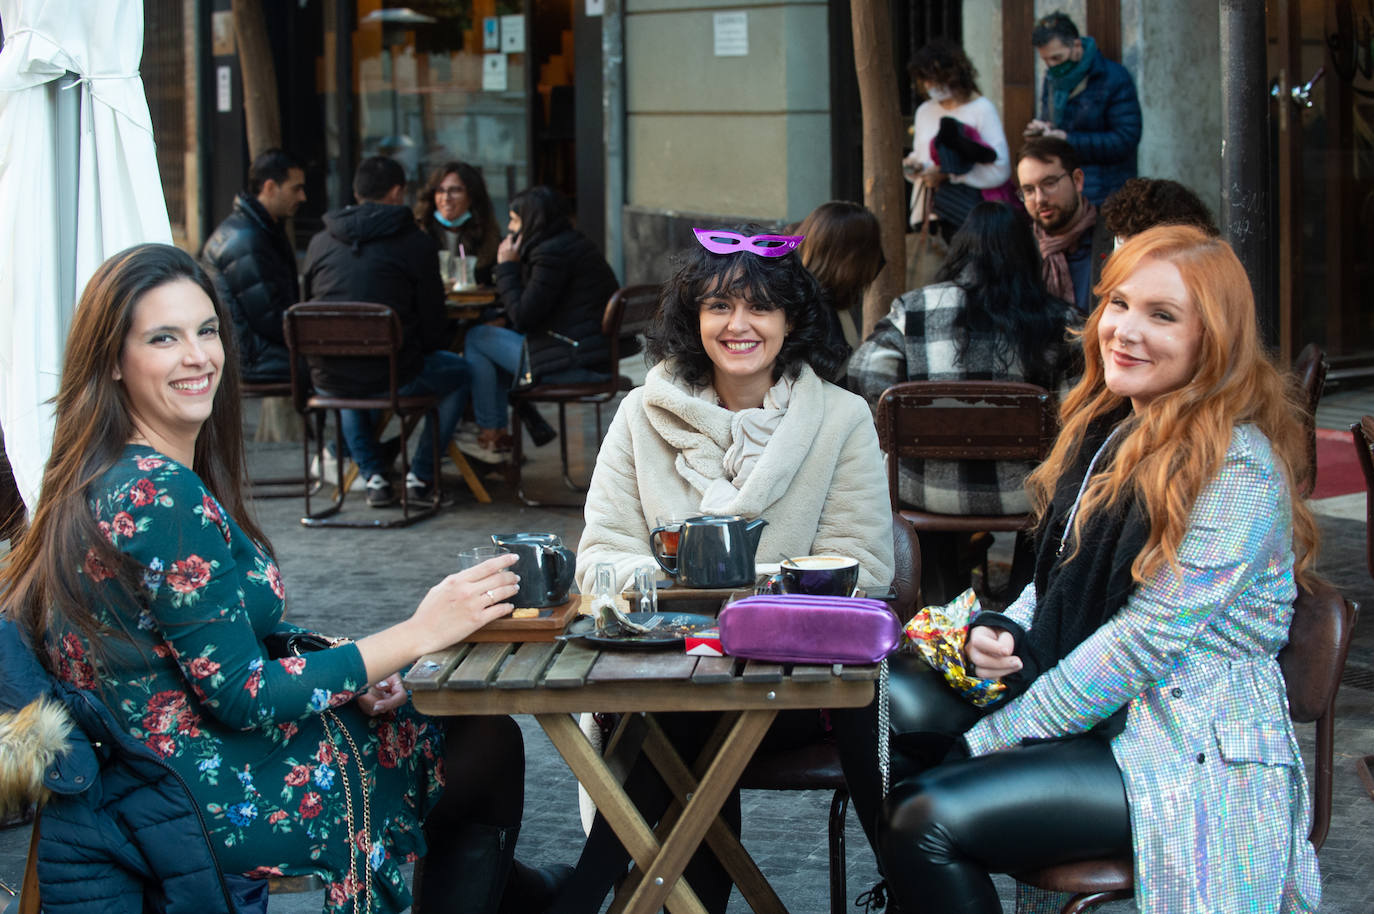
[556,227,894,913]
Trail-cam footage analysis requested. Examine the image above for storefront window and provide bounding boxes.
[328,1,529,217]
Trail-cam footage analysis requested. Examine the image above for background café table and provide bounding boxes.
[403,633,879,914]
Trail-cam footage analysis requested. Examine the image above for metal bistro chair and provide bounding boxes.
[876,380,1056,600]
[732,512,922,914]
[240,379,311,499]
[505,283,659,507]
[1292,343,1329,497]
[284,302,442,528]
[1014,580,1358,912]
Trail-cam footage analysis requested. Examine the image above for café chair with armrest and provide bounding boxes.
[1012,580,1358,913]
[1292,343,1328,497]
[506,284,658,507]
[283,302,442,528]
[733,512,922,914]
[1351,415,1374,580]
[876,380,1056,600]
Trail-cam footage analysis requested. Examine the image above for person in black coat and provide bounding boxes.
[200,148,306,383]
[301,156,472,506]
[459,185,619,460]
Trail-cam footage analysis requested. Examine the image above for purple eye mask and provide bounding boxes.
[692,228,804,257]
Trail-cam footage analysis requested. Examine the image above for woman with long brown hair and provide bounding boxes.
[864,225,1321,912]
[0,244,567,913]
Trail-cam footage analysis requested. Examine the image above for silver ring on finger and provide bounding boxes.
[485,589,495,603]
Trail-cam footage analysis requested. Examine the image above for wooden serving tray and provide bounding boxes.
[464,594,581,642]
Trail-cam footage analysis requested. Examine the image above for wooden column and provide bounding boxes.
[851,0,906,338]
[1002,0,1036,140]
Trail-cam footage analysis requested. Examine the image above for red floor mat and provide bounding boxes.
[1312,427,1365,500]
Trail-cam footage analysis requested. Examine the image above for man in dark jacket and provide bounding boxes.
[1024,11,1142,207]
[302,156,470,507]
[201,148,306,383]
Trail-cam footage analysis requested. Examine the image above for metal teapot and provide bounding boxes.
[649,514,767,589]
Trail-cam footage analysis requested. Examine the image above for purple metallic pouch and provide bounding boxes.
[717,594,900,665]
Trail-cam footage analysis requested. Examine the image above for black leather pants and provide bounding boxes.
[877,734,1132,914]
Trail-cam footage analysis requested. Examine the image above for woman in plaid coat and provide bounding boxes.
[876,225,1321,913]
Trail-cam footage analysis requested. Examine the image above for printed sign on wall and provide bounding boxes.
[713,12,748,57]
[483,54,508,92]
[500,15,525,53]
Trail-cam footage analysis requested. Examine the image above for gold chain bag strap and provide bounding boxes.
[282,634,374,914]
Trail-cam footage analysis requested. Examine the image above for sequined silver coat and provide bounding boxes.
[965,425,1320,913]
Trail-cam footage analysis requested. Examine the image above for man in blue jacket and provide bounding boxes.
[1023,11,1142,207]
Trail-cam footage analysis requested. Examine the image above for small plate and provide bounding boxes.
[563,611,716,650]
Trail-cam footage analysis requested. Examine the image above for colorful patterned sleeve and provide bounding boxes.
[964,430,1288,756]
[95,456,369,729]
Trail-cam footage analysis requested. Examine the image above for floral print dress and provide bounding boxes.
[51,446,445,913]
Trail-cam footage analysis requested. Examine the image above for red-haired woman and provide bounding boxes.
[873,225,1322,912]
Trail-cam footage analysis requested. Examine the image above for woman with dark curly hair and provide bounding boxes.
[414,161,499,286]
[904,41,1014,239]
[559,227,895,913]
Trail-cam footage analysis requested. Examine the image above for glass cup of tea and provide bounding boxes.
[458,544,510,571]
[649,515,685,573]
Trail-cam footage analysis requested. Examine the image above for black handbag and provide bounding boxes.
[877,652,989,795]
[930,182,983,233]
[262,630,349,659]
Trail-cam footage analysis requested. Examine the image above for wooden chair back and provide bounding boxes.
[613,283,661,341]
[282,302,403,412]
[875,380,1056,532]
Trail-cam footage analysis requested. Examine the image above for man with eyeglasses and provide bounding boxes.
[1023,11,1141,207]
[1016,136,1099,315]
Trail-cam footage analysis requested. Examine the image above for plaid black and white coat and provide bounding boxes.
[847,282,1075,515]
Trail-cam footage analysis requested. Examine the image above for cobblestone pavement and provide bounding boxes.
[3,385,1373,913]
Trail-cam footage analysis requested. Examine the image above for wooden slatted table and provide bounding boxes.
[404,638,878,914]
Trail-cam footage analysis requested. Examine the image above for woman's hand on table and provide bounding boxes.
[966,625,1022,680]
[358,674,408,716]
[497,233,520,263]
[408,554,522,653]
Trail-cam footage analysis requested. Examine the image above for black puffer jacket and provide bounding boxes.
[0,619,255,913]
[492,228,619,378]
[302,202,448,396]
[201,194,299,383]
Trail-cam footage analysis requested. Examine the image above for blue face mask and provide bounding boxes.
[434,210,472,229]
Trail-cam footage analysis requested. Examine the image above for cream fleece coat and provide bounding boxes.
[576,362,895,592]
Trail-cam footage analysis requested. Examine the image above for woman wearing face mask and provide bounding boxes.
[903,41,1013,241]
[416,161,500,286]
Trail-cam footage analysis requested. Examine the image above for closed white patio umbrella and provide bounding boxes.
[0,0,171,511]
